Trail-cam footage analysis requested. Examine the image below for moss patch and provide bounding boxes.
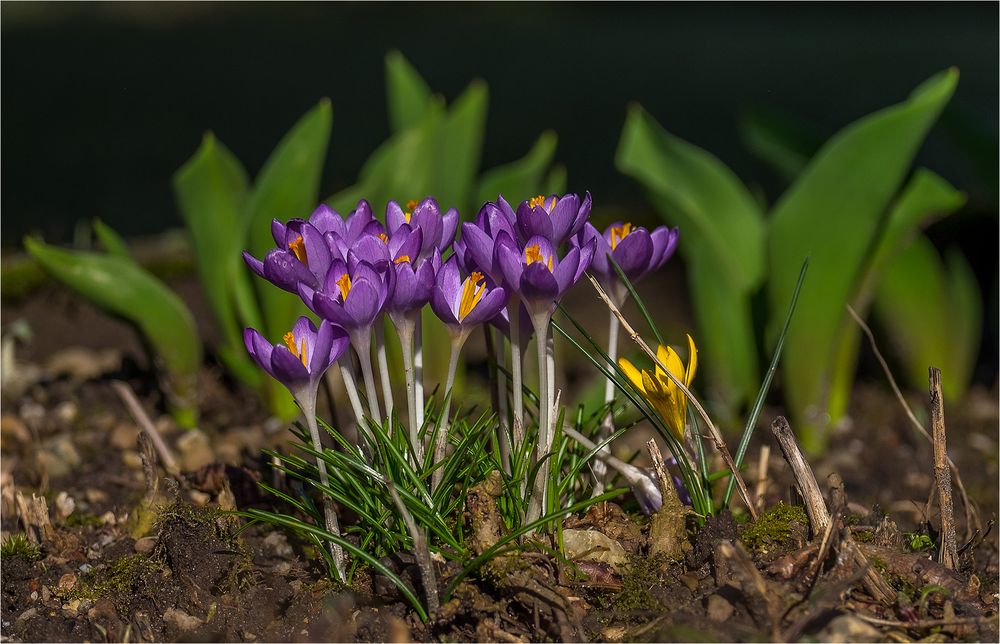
[610,553,667,615]
[1,534,41,561]
[72,553,160,602]
[740,502,808,553]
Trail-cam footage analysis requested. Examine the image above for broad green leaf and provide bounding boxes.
[92,219,131,259]
[244,100,332,420]
[173,133,262,387]
[24,237,202,425]
[687,255,759,416]
[873,237,981,402]
[826,169,966,422]
[385,50,433,133]
[739,108,822,183]
[476,130,558,207]
[437,80,488,212]
[767,68,958,451]
[616,103,766,291]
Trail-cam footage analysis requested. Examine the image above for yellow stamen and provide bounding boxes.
[524,244,553,271]
[335,273,352,300]
[528,195,547,209]
[378,232,389,243]
[458,271,487,321]
[404,199,418,223]
[394,255,411,264]
[288,235,308,265]
[283,331,308,367]
[609,222,633,250]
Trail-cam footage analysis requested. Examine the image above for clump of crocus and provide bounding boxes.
[244,317,351,578]
[576,221,679,305]
[618,335,698,441]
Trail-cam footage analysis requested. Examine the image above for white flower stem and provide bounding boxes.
[395,316,421,460]
[508,297,525,444]
[414,317,425,428]
[352,331,382,426]
[299,391,346,581]
[375,322,394,426]
[494,330,512,475]
[593,310,620,495]
[339,363,366,436]
[432,331,468,492]
[526,311,552,524]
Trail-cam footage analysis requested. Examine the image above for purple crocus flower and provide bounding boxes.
[430,257,508,337]
[457,199,520,283]
[386,198,458,262]
[301,257,393,342]
[576,221,679,303]
[387,251,437,327]
[243,218,333,293]
[515,192,592,246]
[493,232,595,317]
[243,317,349,400]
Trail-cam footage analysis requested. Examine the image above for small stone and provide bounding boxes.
[263,531,294,558]
[188,490,210,506]
[53,401,79,426]
[100,511,117,526]
[54,492,75,519]
[0,415,31,444]
[78,563,93,574]
[816,615,882,642]
[41,585,51,602]
[562,528,628,572]
[274,561,293,575]
[134,537,157,554]
[706,594,734,622]
[37,435,82,478]
[110,423,137,450]
[85,489,108,504]
[16,607,37,623]
[30,591,38,601]
[121,450,143,470]
[602,626,627,641]
[164,607,204,632]
[176,429,214,472]
[64,598,81,615]
[46,347,120,382]
[58,573,77,593]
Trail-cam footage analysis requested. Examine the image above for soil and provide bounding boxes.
[1,273,997,642]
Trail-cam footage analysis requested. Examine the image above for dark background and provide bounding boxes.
[2,2,997,377]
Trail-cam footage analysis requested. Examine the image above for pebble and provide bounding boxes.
[177,429,214,472]
[163,607,204,632]
[562,529,628,571]
[85,488,108,504]
[37,435,81,478]
[100,511,117,526]
[706,594,734,622]
[263,531,294,558]
[816,615,882,642]
[0,415,31,444]
[134,537,157,554]
[16,607,37,623]
[54,491,75,519]
[41,585,51,602]
[30,591,38,601]
[46,347,120,382]
[110,423,138,450]
[63,599,81,615]
[188,490,211,506]
[58,573,77,593]
[79,563,93,575]
[121,450,143,471]
[53,401,79,426]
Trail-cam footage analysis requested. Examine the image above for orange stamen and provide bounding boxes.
[288,235,308,265]
[335,273,352,300]
[282,331,308,367]
[394,255,411,264]
[528,195,547,209]
[458,271,487,320]
[609,222,633,250]
[524,244,553,271]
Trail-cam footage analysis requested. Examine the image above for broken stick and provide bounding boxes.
[769,416,830,538]
[929,367,958,570]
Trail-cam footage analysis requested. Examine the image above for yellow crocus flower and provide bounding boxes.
[618,335,698,440]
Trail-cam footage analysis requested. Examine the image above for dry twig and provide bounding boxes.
[386,480,439,617]
[846,304,979,540]
[587,274,757,519]
[769,416,830,537]
[111,381,179,476]
[929,367,959,570]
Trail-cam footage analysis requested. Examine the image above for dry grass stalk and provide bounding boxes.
[754,444,770,514]
[847,304,979,540]
[111,380,179,476]
[386,480,439,617]
[587,274,757,519]
[929,367,959,570]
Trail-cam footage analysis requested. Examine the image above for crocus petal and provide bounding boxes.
[440,208,459,251]
[344,280,381,327]
[460,222,496,278]
[386,200,407,233]
[346,200,374,240]
[575,238,596,282]
[292,316,319,361]
[308,319,333,374]
[618,358,645,393]
[581,223,610,277]
[461,285,508,326]
[684,334,698,387]
[548,193,579,243]
[393,227,423,263]
[312,291,354,328]
[495,194,517,228]
[263,249,317,292]
[349,236,390,269]
[520,262,560,301]
[553,246,581,295]
[612,228,653,277]
[271,219,288,247]
[301,223,332,277]
[517,203,553,242]
[244,328,276,380]
[493,232,523,288]
[242,251,266,279]
[430,283,460,326]
[271,345,310,388]
[309,205,342,235]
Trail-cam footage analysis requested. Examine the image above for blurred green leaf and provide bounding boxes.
[767,68,958,451]
[385,50,433,133]
[616,103,766,291]
[615,104,765,410]
[740,107,823,183]
[437,80,488,212]
[826,168,966,421]
[476,130,559,207]
[173,133,262,387]
[873,237,981,402]
[244,100,332,420]
[24,237,202,424]
[542,164,568,197]
[92,219,132,259]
